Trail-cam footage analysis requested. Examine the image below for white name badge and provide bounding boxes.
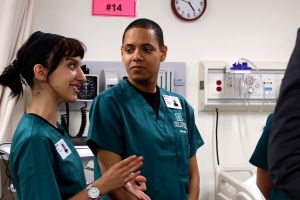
[55,139,71,160]
[163,95,182,109]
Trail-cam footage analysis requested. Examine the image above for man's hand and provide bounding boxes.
[125,175,151,200]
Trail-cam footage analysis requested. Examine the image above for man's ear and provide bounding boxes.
[160,46,168,62]
[33,64,48,81]
[121,46,124,56]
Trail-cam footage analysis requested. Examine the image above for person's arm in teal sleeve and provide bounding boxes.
[249,113,273,199]
[186,103,204,154]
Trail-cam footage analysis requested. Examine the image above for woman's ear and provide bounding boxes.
[33,64,48,81]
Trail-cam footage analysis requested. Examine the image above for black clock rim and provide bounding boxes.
[171,0,207,21]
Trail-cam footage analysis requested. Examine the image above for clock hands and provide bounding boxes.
[188,2,195,11]
[181,0,195,11]
[171,0,206,21]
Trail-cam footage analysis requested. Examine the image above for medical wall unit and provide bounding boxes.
[199,60,286,111]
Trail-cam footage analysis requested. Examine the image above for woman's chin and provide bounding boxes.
[67,96,77,103]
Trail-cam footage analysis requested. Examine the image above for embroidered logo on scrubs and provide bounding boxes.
[174,113,187,130]
[175,113,183,121]
[55,139,71,160]
[163,95,182,109]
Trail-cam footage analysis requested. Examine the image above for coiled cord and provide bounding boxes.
[77,102,87,137]
[60,103,69,132]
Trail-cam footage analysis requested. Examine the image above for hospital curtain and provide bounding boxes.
[0,0,35,143]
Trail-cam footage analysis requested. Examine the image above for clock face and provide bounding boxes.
[171,0,207,21]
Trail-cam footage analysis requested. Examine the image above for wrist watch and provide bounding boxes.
[86,184,102,200]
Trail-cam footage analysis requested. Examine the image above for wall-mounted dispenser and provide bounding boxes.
[199,60,286,111]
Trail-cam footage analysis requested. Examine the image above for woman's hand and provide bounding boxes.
[125,175,151,200]
[94,155,144,194]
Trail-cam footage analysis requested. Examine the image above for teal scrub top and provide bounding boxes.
[87,80,204,200]
[10,114,86,200]
[249,113,291,200]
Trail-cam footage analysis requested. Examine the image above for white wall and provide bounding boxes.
[31,0,300,199]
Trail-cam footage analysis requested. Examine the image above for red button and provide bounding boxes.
[216,86,222,92]
[216,80,222,85]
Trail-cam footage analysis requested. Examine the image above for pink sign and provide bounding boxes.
[92,0,136,17]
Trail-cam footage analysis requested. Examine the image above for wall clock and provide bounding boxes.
[171,0,207,21]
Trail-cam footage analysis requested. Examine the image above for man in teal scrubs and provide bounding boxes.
[250,114,291,200]
[87,18,204,199]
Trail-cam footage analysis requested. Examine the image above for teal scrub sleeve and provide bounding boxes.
[249,114,273,170]
[186,102,204,157]
[269,188,292,200]
[15,135,61,200]
[87,94,123,156]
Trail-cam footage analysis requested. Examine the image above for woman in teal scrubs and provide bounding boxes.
[0,31,145,200]
[249,113,291,200]
[87,18,204,200]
